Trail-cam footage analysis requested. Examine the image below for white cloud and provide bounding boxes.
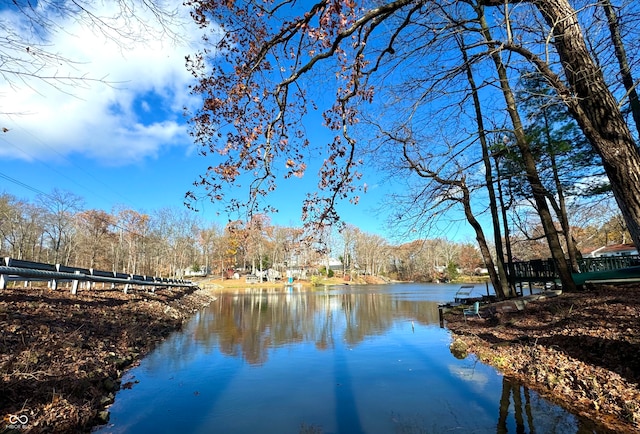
[0,1,204,165]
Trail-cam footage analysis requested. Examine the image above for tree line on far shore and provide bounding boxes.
[0,189,628,282]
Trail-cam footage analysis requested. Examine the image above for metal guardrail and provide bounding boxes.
[0,257,196,294]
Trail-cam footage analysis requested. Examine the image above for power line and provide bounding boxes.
[0,171,52,198]
[0,120,137,206]
[0,136,118,207]
[0,171,146,238]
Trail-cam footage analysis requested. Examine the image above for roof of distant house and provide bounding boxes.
[584,243,637,257]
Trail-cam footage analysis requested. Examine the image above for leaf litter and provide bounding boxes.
[445,283,640,433]
[0,284,216,433]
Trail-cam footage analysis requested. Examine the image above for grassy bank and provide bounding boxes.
[194,274,388,291]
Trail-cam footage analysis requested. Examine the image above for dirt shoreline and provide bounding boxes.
[444,283,640,434]
[1,284,218,433]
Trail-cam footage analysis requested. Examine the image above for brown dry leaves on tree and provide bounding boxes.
[183,0,411,227]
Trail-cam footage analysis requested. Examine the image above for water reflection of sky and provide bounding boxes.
[96,283,605,434]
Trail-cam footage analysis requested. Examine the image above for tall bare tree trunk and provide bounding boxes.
[541,112,581,272]
[459,176,507,299]
[531,0,640,251]
[478,5,577,291]
[459,35,513,298]
[601,0,640,139]
[495,156,516,276]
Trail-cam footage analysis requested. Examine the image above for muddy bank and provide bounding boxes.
[444,283,640,434]
[0,284,217,433]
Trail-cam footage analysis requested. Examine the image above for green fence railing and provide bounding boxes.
[509,255,640,285]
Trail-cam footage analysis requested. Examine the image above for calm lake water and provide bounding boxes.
[95,283,608,434]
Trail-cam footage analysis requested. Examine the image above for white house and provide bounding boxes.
[585,243,638,258]
[184,266,210,277]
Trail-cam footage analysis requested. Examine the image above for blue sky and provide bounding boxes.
[0,2,479,243]
[0,2,392,236]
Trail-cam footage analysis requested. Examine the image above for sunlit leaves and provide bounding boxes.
[184,0,414,230]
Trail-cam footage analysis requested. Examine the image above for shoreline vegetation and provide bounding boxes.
[199,274,391,289]
[1,278,637,433]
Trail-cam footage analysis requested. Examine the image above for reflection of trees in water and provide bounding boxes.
[143,291,604,433]
[189,291,441,365]
[144,291,443,370]
[144,324,204,371]
[497,376,609,434]
[315,294,335,351]
[342,292,393,345]
[498,377,528,434]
